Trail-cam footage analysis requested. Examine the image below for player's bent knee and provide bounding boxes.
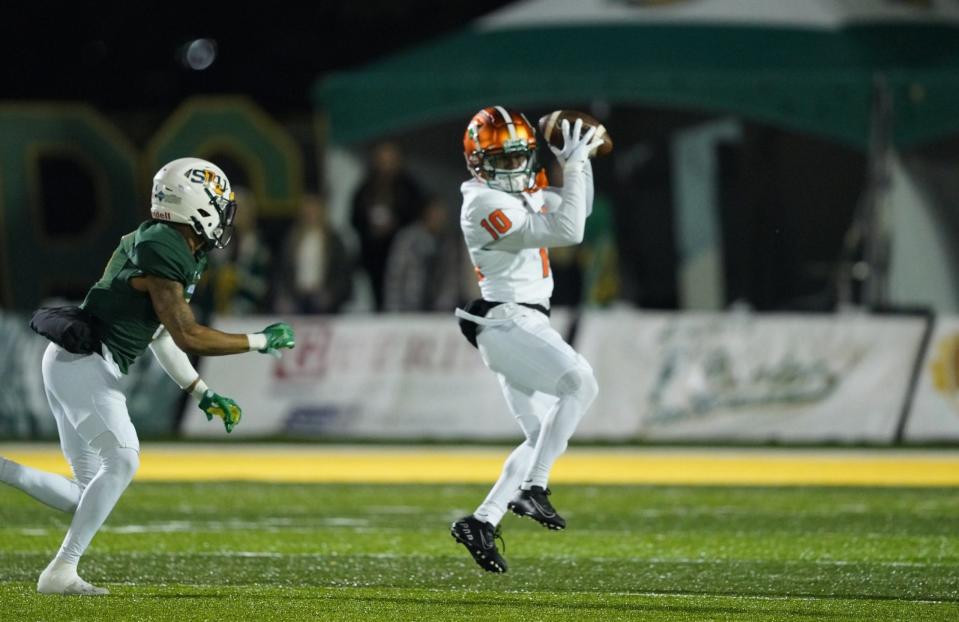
[581,369,599,406]
[104,447,140,483]
[556,366,599,406]
[93,430,140,482]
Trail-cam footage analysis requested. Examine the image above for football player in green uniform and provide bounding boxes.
[0,158,295,595]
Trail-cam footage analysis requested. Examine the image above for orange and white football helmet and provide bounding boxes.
[463,106,540,194]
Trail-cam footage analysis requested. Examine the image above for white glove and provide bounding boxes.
[549,118,606,171]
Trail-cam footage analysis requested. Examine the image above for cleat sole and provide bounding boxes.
[507,504,566,530]
[450,525,507,573]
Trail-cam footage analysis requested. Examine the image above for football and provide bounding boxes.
[538,110,614,158]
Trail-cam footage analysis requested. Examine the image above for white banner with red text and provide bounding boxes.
[182,310,929,442]
[182,311,572,439]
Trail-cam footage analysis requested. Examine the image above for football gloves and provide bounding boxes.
[199,390,242,433]
[257,322,296,358]
[549,118,605,170]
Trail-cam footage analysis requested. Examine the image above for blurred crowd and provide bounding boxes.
[198,141,612,317]
[198,143,467,317]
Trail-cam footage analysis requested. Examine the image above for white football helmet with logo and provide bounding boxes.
[150,157,237,249]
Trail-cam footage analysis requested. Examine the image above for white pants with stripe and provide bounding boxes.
[472,303,598,526]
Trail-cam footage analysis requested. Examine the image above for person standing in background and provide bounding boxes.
[277,194,353,314]
[383,197,462,312]
[350,142,425,311]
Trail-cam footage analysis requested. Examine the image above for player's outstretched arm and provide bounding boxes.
[149,328,242,432]
[142,275,295,357]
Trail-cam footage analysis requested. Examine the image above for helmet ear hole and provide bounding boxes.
[189,217,206,238]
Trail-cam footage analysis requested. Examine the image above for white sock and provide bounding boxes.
[0,457,83,513]
[55,447,139,565]
[473,442,535,526]
[43,557,77,574]
[38,556,109,595]
[522,393,593,490]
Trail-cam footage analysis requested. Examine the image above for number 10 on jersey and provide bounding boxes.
[479,209,549,278]
[480,209,512,240]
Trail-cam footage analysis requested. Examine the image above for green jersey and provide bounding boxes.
[81,220,207,374]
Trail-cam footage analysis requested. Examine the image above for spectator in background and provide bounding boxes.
[277,194,352,314]
[350,142,425,310]
[206,186,272,315]
[384,197,461,312]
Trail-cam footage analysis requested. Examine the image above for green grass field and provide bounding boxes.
[1,482,958,621]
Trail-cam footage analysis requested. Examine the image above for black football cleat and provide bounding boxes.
[450,515,508,573]
[508,486,567,530]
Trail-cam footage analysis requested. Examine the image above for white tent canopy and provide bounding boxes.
[479,0,959,29]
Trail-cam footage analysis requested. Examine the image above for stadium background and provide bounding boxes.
[2,0,959,444]
[1,2,959,619]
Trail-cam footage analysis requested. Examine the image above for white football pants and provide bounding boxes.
[472,304,598,526]
[0,343,140,568]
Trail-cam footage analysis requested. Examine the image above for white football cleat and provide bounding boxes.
[37,560,109,596]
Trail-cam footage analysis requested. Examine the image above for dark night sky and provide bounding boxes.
[0,1,516,113]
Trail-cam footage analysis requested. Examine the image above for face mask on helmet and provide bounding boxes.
[482,150,537,194]
[199,187,237,250]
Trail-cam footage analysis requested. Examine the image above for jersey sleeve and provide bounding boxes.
[130,239,194,285]
[543,159,594,217]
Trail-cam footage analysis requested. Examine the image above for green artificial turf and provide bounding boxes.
[1,483,957,621]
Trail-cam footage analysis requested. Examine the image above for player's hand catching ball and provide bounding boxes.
[199,390,242,433]
[550,118,605,171]
[256,322,296,358]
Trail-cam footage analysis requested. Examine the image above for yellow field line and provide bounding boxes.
[3,445,958,486]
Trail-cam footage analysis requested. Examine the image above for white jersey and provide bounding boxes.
[459,161,594,304]
[460,181,554,302]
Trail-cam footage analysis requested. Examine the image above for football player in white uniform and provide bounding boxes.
[450,106,604,572]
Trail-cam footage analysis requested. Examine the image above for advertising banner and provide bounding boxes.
[182,312,573,439]
[903,316,959,442]
[183,310,930,443]
[575,309,926,442]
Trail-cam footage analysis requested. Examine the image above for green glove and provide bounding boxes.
[257,322,295,357]
[198,390,242,433]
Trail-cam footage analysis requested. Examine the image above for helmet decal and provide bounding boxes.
[493,105,518,140]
